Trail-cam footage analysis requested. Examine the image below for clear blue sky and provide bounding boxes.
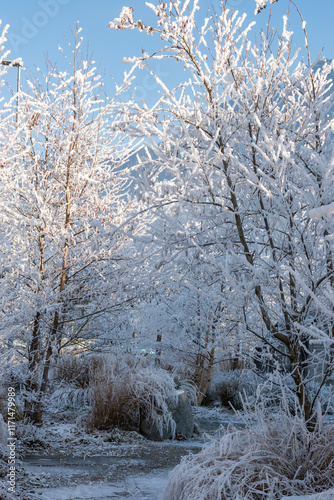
[1,0,333,103]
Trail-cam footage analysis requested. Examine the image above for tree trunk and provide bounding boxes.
[195,347,215,405]
[24,312,43,423]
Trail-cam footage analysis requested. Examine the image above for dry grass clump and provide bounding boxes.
[89,354,178,435]
[54,353,102,389]
[162,407,334,500]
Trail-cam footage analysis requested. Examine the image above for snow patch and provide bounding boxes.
[309,203,334,219]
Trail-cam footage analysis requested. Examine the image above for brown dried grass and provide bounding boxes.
[88,355,177,433]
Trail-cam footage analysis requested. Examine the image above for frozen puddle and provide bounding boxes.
[32,470,169,499]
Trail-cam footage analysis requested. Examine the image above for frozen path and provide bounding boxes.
[21,406,240,499]
[29,470,170,499]
[23,442,199,500]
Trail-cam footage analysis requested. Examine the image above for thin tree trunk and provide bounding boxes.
[197,347,215,405]
[24,312,42,421]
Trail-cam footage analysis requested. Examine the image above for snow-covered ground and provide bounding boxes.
[0,406,243,499]
[2,406,334,499]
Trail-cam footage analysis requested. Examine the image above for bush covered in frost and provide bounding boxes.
[162,402,334,499]
[53,353,101,389]
[33,353,97,414]
[208,369,259,409]
[208,369,334,416]
[89,354,179,437]
[46,386,91,412]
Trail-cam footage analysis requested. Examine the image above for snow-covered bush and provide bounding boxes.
[46,386,91,413]
[52,353,102,389]
[245,375,334,418]
[162,404,334,500]
[15,421,47,449]
[38,353,100,413]
[208,369,334,416]
[208,369,259,409]
[89,354,179,438]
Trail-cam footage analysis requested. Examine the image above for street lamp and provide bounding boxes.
[1,59,23,122]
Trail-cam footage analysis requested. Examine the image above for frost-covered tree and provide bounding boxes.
[110,0,334,427]
[0,25,140,423]
[128,213,245,403]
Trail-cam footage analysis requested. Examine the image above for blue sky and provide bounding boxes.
[1,0,333,103]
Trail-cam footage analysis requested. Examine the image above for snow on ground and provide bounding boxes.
[2,406,333,499]
[1,406,235,499]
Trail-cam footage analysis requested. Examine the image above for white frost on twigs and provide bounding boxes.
[309,202,334,220]
[254,0,279,14]
[108,6,134,30]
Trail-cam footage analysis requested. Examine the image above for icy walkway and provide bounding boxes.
[31,470,170,499]
[21,406,240,499]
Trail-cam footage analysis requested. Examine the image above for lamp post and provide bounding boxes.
[1,59,23,123]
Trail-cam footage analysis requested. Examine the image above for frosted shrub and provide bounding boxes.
[162,406,334,500]
[47,386,91,412]
[208,369,259,409]
[15,421,47,448]
[210,369,334,415]
[31,353,98,414]
[53,354,96,389]
[89,354,178,437]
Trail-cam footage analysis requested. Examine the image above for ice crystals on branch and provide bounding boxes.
[108,1,200,39]
[108,6,134,30]
[146,2,168,26]
[254,0,279,15]
[282,15,293,41]
[108,6,155,35]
